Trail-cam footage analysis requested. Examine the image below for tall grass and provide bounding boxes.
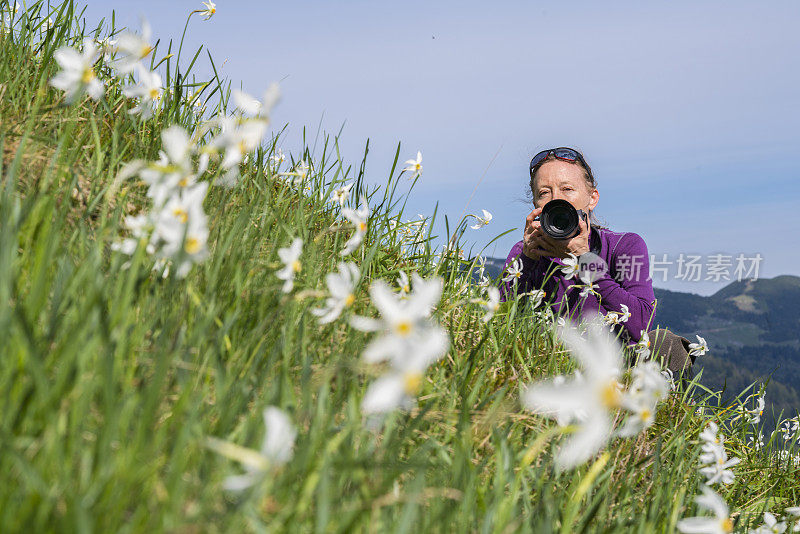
[1,1,798,532]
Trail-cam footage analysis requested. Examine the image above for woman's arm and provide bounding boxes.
[581,232,656,341]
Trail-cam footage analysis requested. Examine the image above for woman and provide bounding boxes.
[499,147,694,377]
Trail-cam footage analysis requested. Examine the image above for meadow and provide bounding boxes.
[1,2,799,532]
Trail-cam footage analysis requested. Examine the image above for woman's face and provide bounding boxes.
[532,159,599,212]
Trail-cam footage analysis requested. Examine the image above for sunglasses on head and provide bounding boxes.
[529,147,591,180]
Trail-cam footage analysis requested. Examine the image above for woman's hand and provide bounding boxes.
[523,208,591,260]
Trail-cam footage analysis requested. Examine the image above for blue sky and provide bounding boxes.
[82,1,800,295]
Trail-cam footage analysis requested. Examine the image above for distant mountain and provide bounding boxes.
[483,256,800,424]
[653,275,800,425]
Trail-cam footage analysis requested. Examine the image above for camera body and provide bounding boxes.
[536,199,587,240]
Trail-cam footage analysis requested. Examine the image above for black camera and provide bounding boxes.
[537,199,587,240]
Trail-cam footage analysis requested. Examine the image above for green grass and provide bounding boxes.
[1,1,799,532]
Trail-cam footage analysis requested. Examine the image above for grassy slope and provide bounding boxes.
[1,2,799,532]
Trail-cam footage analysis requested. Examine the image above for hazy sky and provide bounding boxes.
[81,1,800,295]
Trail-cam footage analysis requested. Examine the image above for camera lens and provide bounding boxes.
[540,199,580,239]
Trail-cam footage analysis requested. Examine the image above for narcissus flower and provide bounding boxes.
[50,39,104,104]
[502,258,523,287]
[330,182,353,207]
[312,262,360,324]
[276,238,303,293]
[199,1,217,20]
[350,273,445,368]
[689,335,709,357]
[560,253,580,279]
[207,406,296,492]
[122,64,163,119]
[470,209,493,230]
[676,486,733,534]
[111,19,154,74]
[522,321,625,469]
[403,151,422,177]
[340,202,369,256]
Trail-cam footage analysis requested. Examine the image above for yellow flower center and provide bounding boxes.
[395,321,412,336]
[401,285,410,293]
[149,87,160,100]
[173,208,188,223]
[721,518,733,533]
[291,260,301,273]
[185,236,201,254]
[140,45,153,59]
[358,222,367,232]
[640,409,652,422]
[344,294,355,307]
[178,177,188,187]
[404,372,422,394]
[600,380,622,409]
[81,68,95,84]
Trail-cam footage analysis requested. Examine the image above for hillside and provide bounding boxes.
[2,2,799,532]
[653,276,800,427]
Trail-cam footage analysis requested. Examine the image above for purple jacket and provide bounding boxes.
[499,227,656,342]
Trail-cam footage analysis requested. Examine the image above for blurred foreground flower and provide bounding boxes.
[748,513,787,534]
[522,321,624,469]
[676,486,733,534]
[111,19,153,74]
[276,238,303,293]
[122,64,163,119]
[472,286,500,323]
[340,202,369,256]
[312,262,360,324]
[50,39,104,104]
[353,274,449,415]
[207,407,296,492]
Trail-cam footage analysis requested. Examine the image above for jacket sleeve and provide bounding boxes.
[581,232,656,341]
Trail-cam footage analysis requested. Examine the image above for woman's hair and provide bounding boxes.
[527,148,605,228]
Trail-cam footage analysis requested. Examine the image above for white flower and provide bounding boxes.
[519,288,546,309]
[330,182,353,207]
[689,335,709,357]
[699,449,741,486]
[733,393,766,425]
[469,209,493,230]
[231,85,281,118]
[474,287,501,323]
[605,304,631,325]
[268,148,286,171]
[578,269,598,298]
[617,360,669,437]
[402,151,422,176]
[748,513,787,534]
[633,331,651,359]
[350,274,447,369]
[397,270,411,297]
[199,1,217,19]
[676,486,733,534]
[560,253,580,279]
[311,262,360,324]
[785,507,800,533]
[153,182,209,276]
[122,64,162,119]
[340,202,369,256]
[111,19,153,74]
[210,114,269,170]
[208,406,296,492]
[276,238,303,293]
[134,126,199,207]
[50,39,104,104]
[360,328,448,415]
[779,418,799,443]
[502,257,523,287]
[522,321,625,469]
[747,433,764,451]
